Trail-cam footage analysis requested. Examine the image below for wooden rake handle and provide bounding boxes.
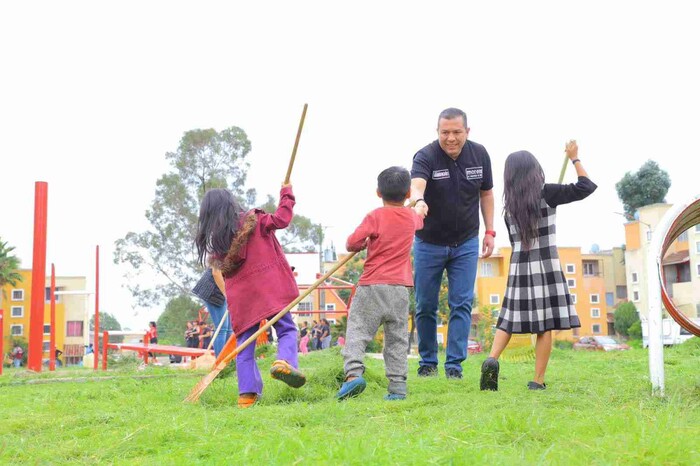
[558,152,569,184]
[218,251,357,367]
[284,103,308,185]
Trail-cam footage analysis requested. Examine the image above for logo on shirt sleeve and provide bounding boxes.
[465,166,483,180]
[432,169,450,180]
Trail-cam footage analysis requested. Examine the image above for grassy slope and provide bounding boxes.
[1,341,699,465]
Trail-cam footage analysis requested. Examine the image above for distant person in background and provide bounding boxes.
[199,321,213,349]
[320,319,332,349]
[55,348,63,367]
[85,343,94,355]
[147,321,158,362]
[12,345,24,368]
[337,334,346,347]
[192,267,233,357]
[299,322,310,355]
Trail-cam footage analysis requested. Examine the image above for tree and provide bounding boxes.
[0,238,23,304]
[615,160,671,219]
[156,295,203,345]
[258,195,321,253]
[90,312,122,331]
[614,302,640,337]
[113,127,255,306]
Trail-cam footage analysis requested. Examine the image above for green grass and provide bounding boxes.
[2,340,700,465]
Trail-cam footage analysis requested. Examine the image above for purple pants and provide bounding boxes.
[236,312,298,395]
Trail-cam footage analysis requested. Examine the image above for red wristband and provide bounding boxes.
[485,230,496,238]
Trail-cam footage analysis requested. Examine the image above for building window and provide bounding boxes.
[591,308,601,318]
[565,264,575,274]
[606,292,614,306]
[298,302,313,311]
[590,294,600,304]
[616,286,627,299]
[592,324,601,334]
[44,324,51,335]
[583,262,596,276]
[11,325,23,336]
[646,231,652,241]
[696,225,700,233]
[481,262,494,277]
[325,303,336,311]
[42,341,50,352]
[11,306,24,318]
[567,278,576,289]
[66,321,84,337]
[631,272,638,283]
[489,294,500,305]
[677,231,688,242]
[633,290,640,302]
[570,294,577,304]
[11,289,24,301]
[696,241,700,254]
[697,263,700,276]
[45,287,63,303]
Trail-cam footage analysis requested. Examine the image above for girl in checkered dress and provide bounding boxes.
[480,141,596,391]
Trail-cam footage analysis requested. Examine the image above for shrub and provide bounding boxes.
[614,302,640,337]
[628,321,642,340]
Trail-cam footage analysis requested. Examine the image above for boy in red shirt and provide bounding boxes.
[336,166,424,401]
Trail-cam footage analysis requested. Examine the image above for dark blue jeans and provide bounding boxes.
[204,301,233,357]
[414,236,479,372]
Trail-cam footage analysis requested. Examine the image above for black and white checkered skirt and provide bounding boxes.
[496,200,581,334]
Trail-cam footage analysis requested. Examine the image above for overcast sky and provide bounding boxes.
[2,1,698,330]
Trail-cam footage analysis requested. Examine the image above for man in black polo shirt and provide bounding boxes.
[410,107,495,379]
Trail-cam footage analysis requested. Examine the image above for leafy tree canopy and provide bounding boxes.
[90,312,123,331]
[615,160,671,219]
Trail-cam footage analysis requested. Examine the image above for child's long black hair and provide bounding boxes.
[195,188,242,267]
[503,151,545,250]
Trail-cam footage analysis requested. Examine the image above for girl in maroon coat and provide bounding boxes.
[195,184,305,408]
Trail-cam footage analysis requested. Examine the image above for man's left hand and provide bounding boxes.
[481,234,494,258]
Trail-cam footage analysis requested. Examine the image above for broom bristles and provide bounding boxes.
[184,361,228,402]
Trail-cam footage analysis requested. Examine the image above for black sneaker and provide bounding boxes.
[445,368,463,379]
[417,365,438,377]
[480,357,499,391]
[527,381,546,390]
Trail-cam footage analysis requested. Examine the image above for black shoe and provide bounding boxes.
[480,357,499,391]
[445,368,463,379]
[527,381,546,390]
[417,365,438,377]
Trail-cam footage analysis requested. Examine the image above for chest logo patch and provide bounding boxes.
[432,169,450,180]
[465,166,483,180]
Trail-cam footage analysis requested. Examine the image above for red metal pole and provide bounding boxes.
[94,245,100,370]
[102,331,108,371]
[28,181,48,372]
[49,264,56,371]
[0,309,4,376]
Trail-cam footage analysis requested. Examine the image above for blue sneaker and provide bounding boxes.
[384,393,406,401]
[336,377,367,400]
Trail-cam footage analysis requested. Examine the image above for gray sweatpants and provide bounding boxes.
[342,284,410,396]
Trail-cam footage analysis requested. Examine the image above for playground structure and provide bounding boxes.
[647,194,700,395]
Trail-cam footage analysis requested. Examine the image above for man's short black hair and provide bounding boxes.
[377,166,410,202]
[437,107,467,128]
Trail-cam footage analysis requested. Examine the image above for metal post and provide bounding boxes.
[94,245,100,370]
[29,181,48,372]
[0,309,4,376]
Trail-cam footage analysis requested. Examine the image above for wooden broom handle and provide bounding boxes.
[284,103,308,184]
[219,251,357,366]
